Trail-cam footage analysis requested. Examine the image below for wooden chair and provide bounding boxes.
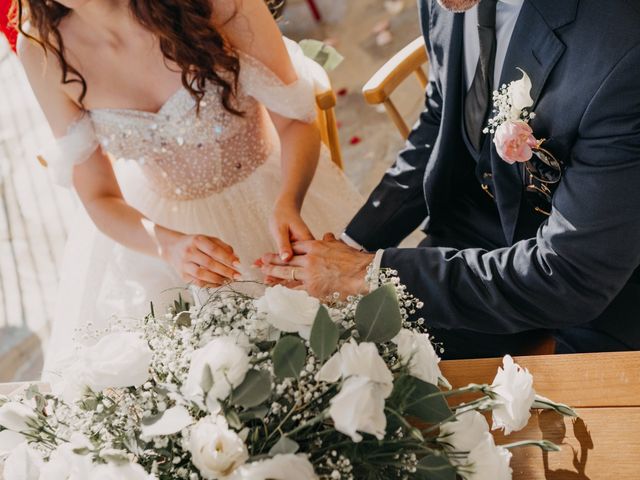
[362,36,428,139]
[441,351,640,479]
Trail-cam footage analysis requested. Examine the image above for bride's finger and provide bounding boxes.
[185,262,227,286]
[260,252,289,266]
[274,225,293,262]
[195,236,239,268]
[189,250,240,279]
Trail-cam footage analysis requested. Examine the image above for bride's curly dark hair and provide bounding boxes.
[9,0,278,114]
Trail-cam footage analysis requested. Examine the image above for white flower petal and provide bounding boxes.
[140,406,194,440]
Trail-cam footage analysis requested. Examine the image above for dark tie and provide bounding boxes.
[464,0,498,151]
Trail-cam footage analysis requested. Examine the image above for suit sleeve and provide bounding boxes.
[381,44,640,333]
[344,0,442,251]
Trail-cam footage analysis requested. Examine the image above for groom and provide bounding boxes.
[262,0,640,358]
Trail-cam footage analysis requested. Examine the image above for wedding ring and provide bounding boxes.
[291,268,297,282]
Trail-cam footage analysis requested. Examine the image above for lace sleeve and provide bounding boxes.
[42,114,99,188]
[238,37,330,123]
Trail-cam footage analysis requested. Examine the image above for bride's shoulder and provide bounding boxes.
[212,0,297,85]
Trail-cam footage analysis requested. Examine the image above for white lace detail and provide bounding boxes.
[42,114,99,187]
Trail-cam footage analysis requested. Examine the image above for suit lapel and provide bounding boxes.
[491,0,576,244]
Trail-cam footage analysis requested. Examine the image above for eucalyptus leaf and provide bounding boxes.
[392,376,452,424]
[238,405,269,422]
[309,306,339,362]
[272,336,307,380]
[226,410,242,430]
[415,454,456,480]
[355,283,402,343]
[201,364,214,394]
[230,370,272,409]
[268,436,300,456]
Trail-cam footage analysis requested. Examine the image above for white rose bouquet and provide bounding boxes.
[0,275,575,479]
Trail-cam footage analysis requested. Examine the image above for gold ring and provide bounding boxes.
[291,268,297,282]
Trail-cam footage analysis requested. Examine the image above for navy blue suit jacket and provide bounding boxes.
[345,0,640,352]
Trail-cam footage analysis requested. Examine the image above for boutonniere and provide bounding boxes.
[484,69,541,164]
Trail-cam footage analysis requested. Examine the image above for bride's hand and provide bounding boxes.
[160,231,241,288]
[270,200,314,262]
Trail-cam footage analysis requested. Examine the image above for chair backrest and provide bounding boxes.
[440,351,640,479]
[362,36,428,138]
[306,56,343,170]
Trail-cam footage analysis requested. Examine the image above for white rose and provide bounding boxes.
[329,376,389,442]
[316,340,393,393]
[508,68,534,120]
[465,432,512,480]
[491,355,536,435]
[255,286,320,339]
[88,462,155,480]
[392,329,442,386]
[38,440,94,480]
[187,416,248,480]
[228,454,317,480]
[0,402,37,433]
[77,332,152,392]
[439,411,489,465]
[140,406,194,440]
[183,336,250,403]
[3,443,42,480]
[0,430,25,458]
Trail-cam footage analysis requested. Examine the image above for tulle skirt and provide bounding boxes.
[43,149,363,380]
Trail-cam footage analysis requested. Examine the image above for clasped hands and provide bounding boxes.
[256,233,374,299]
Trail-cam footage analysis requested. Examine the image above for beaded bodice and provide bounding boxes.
[44,39,321,196]
[91,85,273,200]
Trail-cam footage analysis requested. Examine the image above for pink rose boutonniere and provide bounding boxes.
[484,69,540,164]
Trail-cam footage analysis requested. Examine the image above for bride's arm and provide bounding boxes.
[18,38,240,287]
[216,0,321,261]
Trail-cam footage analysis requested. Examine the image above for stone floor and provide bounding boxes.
[0,0,425,382]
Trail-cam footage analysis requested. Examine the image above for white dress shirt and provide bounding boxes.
[344,0,525,289]
[463,0,525,91]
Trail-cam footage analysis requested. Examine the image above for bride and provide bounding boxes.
[15,0,362,377]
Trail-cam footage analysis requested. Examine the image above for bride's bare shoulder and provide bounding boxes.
[212,0,297,84]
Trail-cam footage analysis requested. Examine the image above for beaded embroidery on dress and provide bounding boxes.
[43,39,363,380]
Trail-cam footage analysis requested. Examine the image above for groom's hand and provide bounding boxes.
[260,233,374,299]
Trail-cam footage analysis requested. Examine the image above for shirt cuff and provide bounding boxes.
[340,232,364,251]
[368,249,385,292]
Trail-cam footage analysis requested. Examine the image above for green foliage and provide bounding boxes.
[269,436,300,455]
[390,376,452,424]
[272,336,307,379]
[355,284,402,343]
[230,370,272,409]
[415,454,457,480]
[309,306,339,362]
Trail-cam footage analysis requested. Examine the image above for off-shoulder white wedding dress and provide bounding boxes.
[43,40,362,379]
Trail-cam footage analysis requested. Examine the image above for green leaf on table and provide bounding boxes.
[272,336,307,380]
[269,436,300,456]
[355,283,402,343]
[230,370,272,409]
[415,454,456,480]
[392,375,452,424]
[310,306,339,362]
[299,39,344,72]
